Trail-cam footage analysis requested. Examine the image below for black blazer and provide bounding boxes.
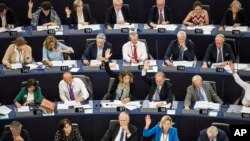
[142,74,174,103]
[82,42,112,61]
[203,43,235,64]
[147,5,172,27]
[198,128,229,141]
[164,39,195,61]
[104,62,135,101]
[0,129,30,141]
[101,122,137,141]
[105,5,132,27]
[0,7,19,27]
[66,5,94,25]
[220,9,249,26]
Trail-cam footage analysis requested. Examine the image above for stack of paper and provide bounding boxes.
[225,26,248,32]
[17,106,30,112]
[0,105,12,115]
[130,62,143,66]
[194,101,220,111]
[241,106,250,113]
[113,23,135,29]
[154,24,178,31]
[101,100,141,110]
[64,101,81,106]
[173,61,193,67]
[148,101,171,108]
[90,60,102,67]
[51,60,76,67]
[10,63,22,69]
[78,24,101,30]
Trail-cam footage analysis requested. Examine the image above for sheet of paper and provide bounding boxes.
[186,25,215,31]
[241,106,250,113]
[113,23,135,29]
[211,63,224,68]
[0,27,7,32]
[11,63,22,69]
[147,66,158,73]
[64,101,81,106]
[70,67,80,72]
[154,24,178,31]
[26,64,39,70]
[130,62,143,66]
[90,60,102,66]
[194,101,220,110]
[0,105,12,115]
[78,24,101,30]
[74,104,92,109]
[148,101,171,108]
[225,26,248,32]
[57,103,69,110]
[10,27,24,32]
[173,61,193,67]
[101,100,141,110]
[110,64,119,70]
[17,106,30,112]
[51,60,76,67]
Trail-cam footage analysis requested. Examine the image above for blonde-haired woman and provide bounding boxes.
[143,115,179,141]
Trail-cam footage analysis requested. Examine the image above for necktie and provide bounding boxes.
[159,10,164,24]
[133,45,138,61]
[178,48,184,60]
[217,48,223,62]
[120,129,124,141]
[68,85,75,100]
[198,89,204,101]
[154,87,160,101]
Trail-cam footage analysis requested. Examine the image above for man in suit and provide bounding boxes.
[82,33,112,65]
[0,121,30,141]
[105,0,132,29]
[164,31,195,66]
[198,126,229,141]
[0,3,19,28]
[142,60,174,107]
[184,75,223,109]
[202,34,235,68]
[147,0,172,28]
[101,112,137,141]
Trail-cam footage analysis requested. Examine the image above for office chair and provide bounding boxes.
[203,80,217,93]
[224,38,239,63]
[211,122,230,137]
[73,75,93,100]
[57,39,71,60]
[139,39,153,59]
[202,4,213,24]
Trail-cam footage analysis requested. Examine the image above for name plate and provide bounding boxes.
[158,107,167,112]
[121,28,129,33]
[216,67,225,73]
[33,109,43,115]
[84,28,92,33]
[47,29,56,35]
[177,65,186,71]
[194,28,203,34]
[21,67,30,73]
[242,113,250,118]
[232,30,241,35]
[75,107,85,113]
[117,106,126,112]
[138,65,144,70]
[158,28,166,33]
[9,31,18,36]
[60,66,69,71]
[199,109,209,115]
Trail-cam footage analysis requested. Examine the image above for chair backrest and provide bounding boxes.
[102,78,115,100]
[85,38,96,47]
[22,81,40,87]
[73,75,93,100]
[234,81,250,105]
[139,39,153,59]
[224,38,239,62]
[72,123,78,128]
[202,4,213,24]
[211,122,230,137]
[203,80,217,93]
[109,119,119,128]
[4,125,10,132]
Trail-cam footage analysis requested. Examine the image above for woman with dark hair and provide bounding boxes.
[54,118,84,141]
[14,78,43,108]
[103,48,136,103]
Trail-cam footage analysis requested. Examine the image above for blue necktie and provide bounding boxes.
[120,129,124,141]
[198,89,204,101]
[69,85,75,100]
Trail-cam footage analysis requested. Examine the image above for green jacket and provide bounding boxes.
[14,87,43,104]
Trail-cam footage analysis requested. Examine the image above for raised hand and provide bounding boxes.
[105,48,112,59]
[28,0,33,8]
[145,115,151,128]
[143,60,150,71]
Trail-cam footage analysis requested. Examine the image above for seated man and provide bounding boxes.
[28,0,61,26]
[2,36,33,69]
[164,31,195,66]
[82,33,112,65]
[0,121,30,141]
[198,125,229,141]
[105,0,132,29]
[147,0,172,28]
[142,61,174,107]
[122,30,148,63]
[58,72,89,102]
[101,111,137,141]
[0,3,19,28]
[202,34,235,68]
[184,75,223,109]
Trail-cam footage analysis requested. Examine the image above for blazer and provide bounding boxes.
[0,129,30,141]
[82,42,112,61]
[198,128,229,141]
[184,83,223,107]
[53,126,84,141]
[143,124,179,141]
[105,5,132,27]
[147,5,172,27]
[101,122,137,141]
[14,87,43,105]
[220,9,249,26]
[65,5,94,25]
[164,39,195,61]
[0,7,19,27]
[104,62,136,101]
[142,74,174,103]
[203,43,235,64]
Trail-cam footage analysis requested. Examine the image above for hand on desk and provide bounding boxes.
[83,60,90,65]
[166,60,173,67]
[15,102,22,108]
[156,101,165,108]
[122,97,130,104]
[76,97,84,102]
[23,101,34,106]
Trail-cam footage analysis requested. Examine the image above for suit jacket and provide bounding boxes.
[198,128,229,141]
[101,122,137,141]
[164,39,195,61]
[147,5,172,27]
[104,62,136,101]
[142,74,173,103]
[184,83,223,107]
[82,42,112,61]
[143,124,179,141]
[14,87,43,105]
[203,43,235,64]
[65,5,94,25]
[0,129,30,141]
[0,8,18,27]
[105,5,132,27]
[220,9,249,26]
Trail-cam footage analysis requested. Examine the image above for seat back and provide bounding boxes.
[202,4,213,24]
[211,122,230,137]
[224,38,239,62]
[57,39,71,60]
[102,78,115,100]
[4,125,10,132]
[73,75,93,100]
[85,38,96,47]
[22,81,40,87]
[139,39,153,59]
[109,120,119,128]
[203,80,217,93]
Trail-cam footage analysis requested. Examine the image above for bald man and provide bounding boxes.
[58,72,89,102]
[101,112,137,141]
[198,126,229,141]
[202,34,235,68]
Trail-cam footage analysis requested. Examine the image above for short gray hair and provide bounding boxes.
[215,34,225,40]
[177,31,187,38]
[10,121,22,131]
[96,33,106,41]
[156,0,165,4]
[192,75,202,83]
[207,126,219,137]
[113,0,123,4]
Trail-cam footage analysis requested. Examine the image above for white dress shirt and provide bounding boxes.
[58,78,89,101]
[116,10,125,23]
[233,73,250,105]
[26,92,35,102]
[160,132,169,141]
[77,12,85,24]
[122,41,148,62]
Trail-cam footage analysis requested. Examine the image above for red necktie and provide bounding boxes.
[133,45,138,60]
[159,10,164,24]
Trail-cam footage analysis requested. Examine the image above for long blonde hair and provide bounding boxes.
[43,36,58,51]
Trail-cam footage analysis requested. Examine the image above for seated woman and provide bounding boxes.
[103,49,135,103]
[42,36,74,66]
[143,115,179,141]
[14,78,43,108]
[2,36,33,69]
[183,1,209,26]
[219,0,249,30]
[54,118,84,141]
[65,0,94,26]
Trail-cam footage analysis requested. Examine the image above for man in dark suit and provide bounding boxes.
[142,61,174,107]
[105,0,132,29]
[147,0,172,28]
[82,33,112,65]
[164,31,195,66]
[202,34,235,68]
[198,126,229,141]
[101,112,137,141]
[0,3,19,27]
[0,121,30,141]
[184,75,223,109]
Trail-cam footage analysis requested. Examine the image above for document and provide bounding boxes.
[225,26,248,32]
[57,103,69,110]
[101,100,141,110]
[130,61,143,66]
[0,105,12,115]
[90,60,102,67]
[113,23,135,29]
[70,67,80,72]
[194,101,220,111]
[64,101,81,106]
[173,61,193,67]
[154,24,178,31]
[241,106,250,113]
[78,24,101,30]
[148,101,171,108]
[17,106,30,112]
[186,25,215,31]
[10,63,22,69]
[51,60,77,67]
